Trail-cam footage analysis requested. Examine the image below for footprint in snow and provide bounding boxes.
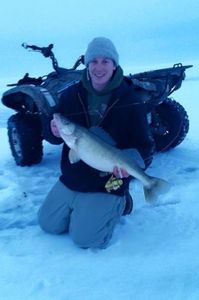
[178,167,199,174]
[0,219,38,230]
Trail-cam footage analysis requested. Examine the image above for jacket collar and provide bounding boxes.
[81,66,124,95]
[77,78,131,127]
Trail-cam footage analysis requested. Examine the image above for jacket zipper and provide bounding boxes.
[98,98,120,126]
[77,92,90,127]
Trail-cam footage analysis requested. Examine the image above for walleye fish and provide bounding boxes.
[53,113,169,202]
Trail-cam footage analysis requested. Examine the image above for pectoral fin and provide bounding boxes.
[68,149,80,164]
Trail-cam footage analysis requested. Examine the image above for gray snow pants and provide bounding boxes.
[38,180,126,249]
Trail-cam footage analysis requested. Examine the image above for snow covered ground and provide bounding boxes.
[0,58,199,300]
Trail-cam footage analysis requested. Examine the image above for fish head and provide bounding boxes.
[53,113,76,135]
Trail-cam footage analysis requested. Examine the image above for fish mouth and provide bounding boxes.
[53,113,75,135]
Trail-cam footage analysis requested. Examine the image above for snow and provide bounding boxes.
[1,1,199,298]
[1,64,199,300]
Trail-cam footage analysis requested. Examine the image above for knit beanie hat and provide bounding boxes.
[84,37,119,66]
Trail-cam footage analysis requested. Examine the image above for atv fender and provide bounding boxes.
[2,84,58,115]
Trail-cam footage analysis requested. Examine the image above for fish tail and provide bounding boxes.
[144,177,170,202]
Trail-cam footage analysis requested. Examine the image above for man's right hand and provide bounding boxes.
[50,118,61,138]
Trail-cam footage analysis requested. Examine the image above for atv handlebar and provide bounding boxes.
[22,43,54,58]
[22,43,85,73]
[22,43,59,72]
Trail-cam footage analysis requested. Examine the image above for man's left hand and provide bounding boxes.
[113,166,129,178]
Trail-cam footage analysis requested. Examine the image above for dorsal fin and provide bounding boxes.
[89,126,116,146]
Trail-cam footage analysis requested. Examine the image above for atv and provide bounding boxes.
[1,43,192,166]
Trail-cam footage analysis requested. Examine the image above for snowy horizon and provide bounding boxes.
[1,0,199,81]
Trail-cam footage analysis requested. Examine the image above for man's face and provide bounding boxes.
[88,57,116,91]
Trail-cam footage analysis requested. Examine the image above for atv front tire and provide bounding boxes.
[152,98,189,152]
[7,113,43,166]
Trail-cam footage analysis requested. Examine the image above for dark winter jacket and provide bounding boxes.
[43,72,155,196]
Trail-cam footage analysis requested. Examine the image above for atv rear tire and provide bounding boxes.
[152,98,189,152]
[7,113,43,166]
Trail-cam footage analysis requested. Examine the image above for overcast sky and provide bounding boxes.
[0,0,198,82]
